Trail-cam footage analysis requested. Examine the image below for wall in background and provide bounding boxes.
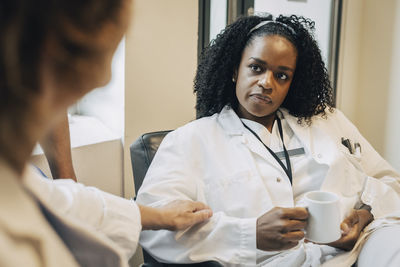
[337,0,400,171]
[254,0,333,64]
[124,0,199,197]
[384,0,400,171]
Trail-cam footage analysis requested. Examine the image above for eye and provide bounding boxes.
[249,64,262,73]
[276,72,289,81]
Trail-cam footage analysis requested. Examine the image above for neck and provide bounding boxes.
[255,114,276,133]
[0,108,44,177]
[238,111,277,132]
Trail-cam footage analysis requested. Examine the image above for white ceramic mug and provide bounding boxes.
[304,191,341,243]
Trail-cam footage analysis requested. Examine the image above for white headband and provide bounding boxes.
[249,20,296,36]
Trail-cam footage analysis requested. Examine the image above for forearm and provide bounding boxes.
[40,112,76,181]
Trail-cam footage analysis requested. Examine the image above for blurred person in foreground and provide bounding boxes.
[0,0,212,266]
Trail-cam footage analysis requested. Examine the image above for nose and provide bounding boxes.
[258,70,273,90]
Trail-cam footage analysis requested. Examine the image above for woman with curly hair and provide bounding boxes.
[137,15,400,266]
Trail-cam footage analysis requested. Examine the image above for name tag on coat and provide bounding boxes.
[276,147,305,160]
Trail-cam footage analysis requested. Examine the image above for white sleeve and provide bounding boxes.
[136,130,257,265]
[140,213,256,265]
[336,110,400,218]
[23,166,142,259]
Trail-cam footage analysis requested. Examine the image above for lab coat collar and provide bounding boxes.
[216,106,291,165]
[279,108,312,151]
[217,105,298,139]
[217,106,338,165]
[216,106,245,136]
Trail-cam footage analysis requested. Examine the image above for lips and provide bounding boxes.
[250,93,272,104]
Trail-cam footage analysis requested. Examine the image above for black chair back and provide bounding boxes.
[130,130,171,195]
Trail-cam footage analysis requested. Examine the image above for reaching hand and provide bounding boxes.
[139,200,213,231]
[257,207,308,251]
[328,209,373,251]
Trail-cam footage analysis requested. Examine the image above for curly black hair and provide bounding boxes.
[194,15,334,124]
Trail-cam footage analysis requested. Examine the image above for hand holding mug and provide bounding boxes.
[328,208,374,251]
[256,207,308,251]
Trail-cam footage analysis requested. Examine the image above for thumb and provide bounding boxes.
[341,211,359,235]
[341,221,350,235]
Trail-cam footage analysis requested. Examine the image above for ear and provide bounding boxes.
[232,69,238,83]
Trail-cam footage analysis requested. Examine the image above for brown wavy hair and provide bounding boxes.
[0,0,125,112]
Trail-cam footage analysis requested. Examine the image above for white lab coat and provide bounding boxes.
[0,162,141,267]
[137,106,400,266]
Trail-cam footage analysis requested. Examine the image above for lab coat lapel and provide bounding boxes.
[217,106,286,170]
[241,133,273,161]
[282,108,355,198]
[217,106,278,207]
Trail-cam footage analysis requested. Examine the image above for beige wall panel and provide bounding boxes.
[124,0,199,196]
[356,0,398,154]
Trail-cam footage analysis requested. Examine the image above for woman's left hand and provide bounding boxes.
[328,209,373,251]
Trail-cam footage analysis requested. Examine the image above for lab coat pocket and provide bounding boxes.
[204,170,270,218]
[339,146,364,172]
[338,147,365,197]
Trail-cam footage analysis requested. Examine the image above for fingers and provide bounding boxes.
[281,207,309,220]
[283,230,305,241]
[190,201,212,212]
[285,219,307,232]
[190,209,213,225]
[188,201,213,225]
[257,207,308,251]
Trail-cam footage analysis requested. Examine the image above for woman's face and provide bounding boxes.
[234,34,297,125]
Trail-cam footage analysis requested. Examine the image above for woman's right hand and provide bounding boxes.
[257,207,308,251]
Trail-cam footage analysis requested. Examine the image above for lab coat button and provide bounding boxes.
[276,177,282,183]
[317,154,323,159]
[241,136,247,144]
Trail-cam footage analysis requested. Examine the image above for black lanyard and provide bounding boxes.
[242,117,293,184]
